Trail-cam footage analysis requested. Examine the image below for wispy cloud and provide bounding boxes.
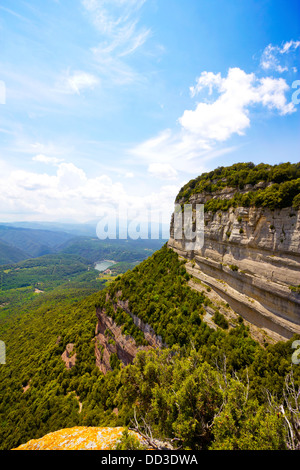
[56,70,100,95]
[148,163,178,181]
[32,154,64,165]
[82,0,151,84]
[0,5,32,23]
[260,40,300,73]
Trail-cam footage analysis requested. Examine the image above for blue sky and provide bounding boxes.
[0,0,299,225]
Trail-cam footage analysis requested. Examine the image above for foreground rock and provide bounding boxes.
[12,427,147,450]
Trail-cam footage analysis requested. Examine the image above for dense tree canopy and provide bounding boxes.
[176,162,300,212]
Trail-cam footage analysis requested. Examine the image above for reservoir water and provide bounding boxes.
[94,260,116,272]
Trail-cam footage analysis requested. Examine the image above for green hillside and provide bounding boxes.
[0,225,73,259]
[0,240,29,265]
[0,225,166,267]
[60,237,166,263]
[0,244,299,450]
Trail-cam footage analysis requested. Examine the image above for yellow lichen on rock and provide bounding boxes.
[12,426,145,450]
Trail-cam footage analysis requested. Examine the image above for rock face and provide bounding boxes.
[61,343,76,370]
[95,293,164,374]
[168,189,300,341]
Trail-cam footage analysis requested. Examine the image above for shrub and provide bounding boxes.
[212,311,229,329]
[229,264,239,272]
[113,429,147,450]
[289,285,300,294]
[292,193,300,209]
[109,353,121,371]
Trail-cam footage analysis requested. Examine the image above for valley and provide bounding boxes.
[0,162,299,451]
[2,0,299,454]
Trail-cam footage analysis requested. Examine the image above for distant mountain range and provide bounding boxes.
[0,221,98,237]
[0,239,29,265]
[0,223,168,266]
[0,225,74,264]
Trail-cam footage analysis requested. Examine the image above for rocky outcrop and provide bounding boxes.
[95,309,145,374]
[95,293,164,374]
[61,343,76,370]
[12,427,149,450]
[168,188,300,341]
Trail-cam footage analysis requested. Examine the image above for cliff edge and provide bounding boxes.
[168,163,300,341]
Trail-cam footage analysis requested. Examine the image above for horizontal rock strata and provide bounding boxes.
[168,202,300,341]
[95,293,164,374]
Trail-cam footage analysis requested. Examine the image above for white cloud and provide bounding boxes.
[131,66,295,174]
[56,163,87,190]
[190,71,223,97]
[32,154,64,165]
[10,139,73,163]
[148,163,178,180]
[0,161,126,221]
[280,40,300,54]
[260,40,300,73]
[256,76,294,115]
[0,158,178,227]
[181,68,294,141]
[57,70,99,95]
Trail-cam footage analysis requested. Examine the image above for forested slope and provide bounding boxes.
[0,240,29,265]
[1,245,299,450]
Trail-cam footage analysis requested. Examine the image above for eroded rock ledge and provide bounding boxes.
[95,293,164,374]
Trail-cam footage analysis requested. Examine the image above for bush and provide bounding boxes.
[213,311,229,329]
[293,193,300,209]
[229,264,239,271]
[289,285,300,294]
[113,429,147,450]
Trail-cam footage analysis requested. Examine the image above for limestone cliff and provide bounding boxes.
[168,183,300,342]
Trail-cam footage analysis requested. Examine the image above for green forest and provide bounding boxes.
[0,244,299,450]
[176,162,300,211]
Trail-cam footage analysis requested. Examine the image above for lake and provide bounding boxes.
[94,260,117,272]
